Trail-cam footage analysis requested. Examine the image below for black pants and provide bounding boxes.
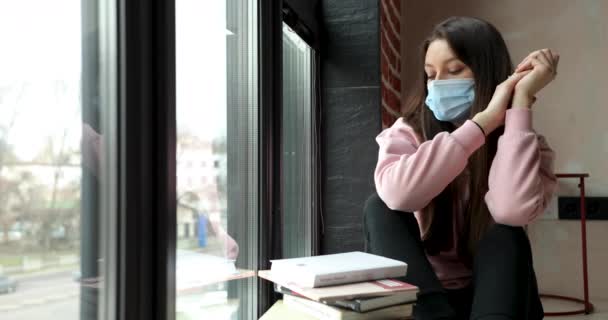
[363,194,544,320]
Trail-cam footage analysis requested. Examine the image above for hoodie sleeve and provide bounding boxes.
[485,108,558,226]
[374,118,485,212]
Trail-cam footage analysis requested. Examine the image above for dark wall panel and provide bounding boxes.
[320,0,381,254]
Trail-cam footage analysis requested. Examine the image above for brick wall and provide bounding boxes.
[380,0,401,128]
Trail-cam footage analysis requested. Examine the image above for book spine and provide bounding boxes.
[275,284,307,299]
[283,295,341,320]
[313,265,407,287]
[329,300,361,313]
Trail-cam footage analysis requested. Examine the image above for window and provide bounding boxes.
[281,23,317,258]
[0,0,319,318]
[175,0,259,319]
[0,1,116,319]
[173,1,320,318]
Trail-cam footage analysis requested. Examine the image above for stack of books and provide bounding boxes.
[259,251,417,320]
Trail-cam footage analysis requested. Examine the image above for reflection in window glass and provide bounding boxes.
[176,0,258,319]
[281,24,314,258]
[0,1,113,320]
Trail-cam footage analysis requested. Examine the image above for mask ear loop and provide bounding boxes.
[467,86,475,102]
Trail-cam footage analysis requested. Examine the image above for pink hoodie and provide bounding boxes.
[374,108,557,289]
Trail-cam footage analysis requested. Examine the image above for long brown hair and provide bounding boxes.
[401,17,513,263]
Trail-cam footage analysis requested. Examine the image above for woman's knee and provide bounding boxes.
[363,193,427,258]
[364,193,388,216]
[365,193,410,219]
[363,193,417,234]
[485,224,527,243]
[364,193,388,232]
[477,224,531,260]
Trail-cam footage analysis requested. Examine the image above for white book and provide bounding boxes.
[260,270,418,302]
[270,251,407,288]
[283,295,413,320]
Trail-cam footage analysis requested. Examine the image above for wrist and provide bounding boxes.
[472,111,497,136]
[512,92,535,109]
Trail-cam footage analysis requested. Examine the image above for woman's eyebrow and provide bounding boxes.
[424,57,459,67]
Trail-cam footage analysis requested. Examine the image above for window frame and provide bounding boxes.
[111,0,322,318]
[258,0,283,315]
[257,0,322,315]
[115,0,176,319]
[279,1,322,258]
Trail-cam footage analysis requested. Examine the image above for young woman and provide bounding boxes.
[364,17,558,320]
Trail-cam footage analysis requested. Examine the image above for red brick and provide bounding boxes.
[380,0,389,16]
[391,0,401,12]
[380,6,389,32]
[381,37,397,66]
[383,25,400,57]
[389,16,400,36]
[389,69,400,83]
[381,16,399,55]
[383,99,401,117]
[382,70,399,104]
[381,0,401,50]
[381,57,389,78]
[383,85,401,108]
[381,49,397,69]
[390,74,401,91]
[387,3,401,34]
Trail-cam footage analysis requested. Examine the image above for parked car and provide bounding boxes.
[0,275,18,294]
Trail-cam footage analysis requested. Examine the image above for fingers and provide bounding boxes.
[518,50,538,67]
[509,69,531,81]
[537,50,554,72]
[546,48,560,68]
[528,56,556,78]
[515,58,530,73]
[515,59,534,73]
[540,49,560,75]
[515,51,538,72]
[504,69,532,88]
[517,51,547,72]
[550,50,560,76]
[546,48,556,62]
[539,49,560,78]
[515,48,560,73]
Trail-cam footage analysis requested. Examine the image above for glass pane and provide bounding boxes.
[0,1,115,320]
[175,0,258,319]
[281,24,314,258]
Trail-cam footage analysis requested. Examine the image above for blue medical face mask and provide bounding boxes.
[425,78,475,122]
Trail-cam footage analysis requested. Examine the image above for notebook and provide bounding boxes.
[259,270,418,302]
[275,283,417,313]
[270,251,407,288]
